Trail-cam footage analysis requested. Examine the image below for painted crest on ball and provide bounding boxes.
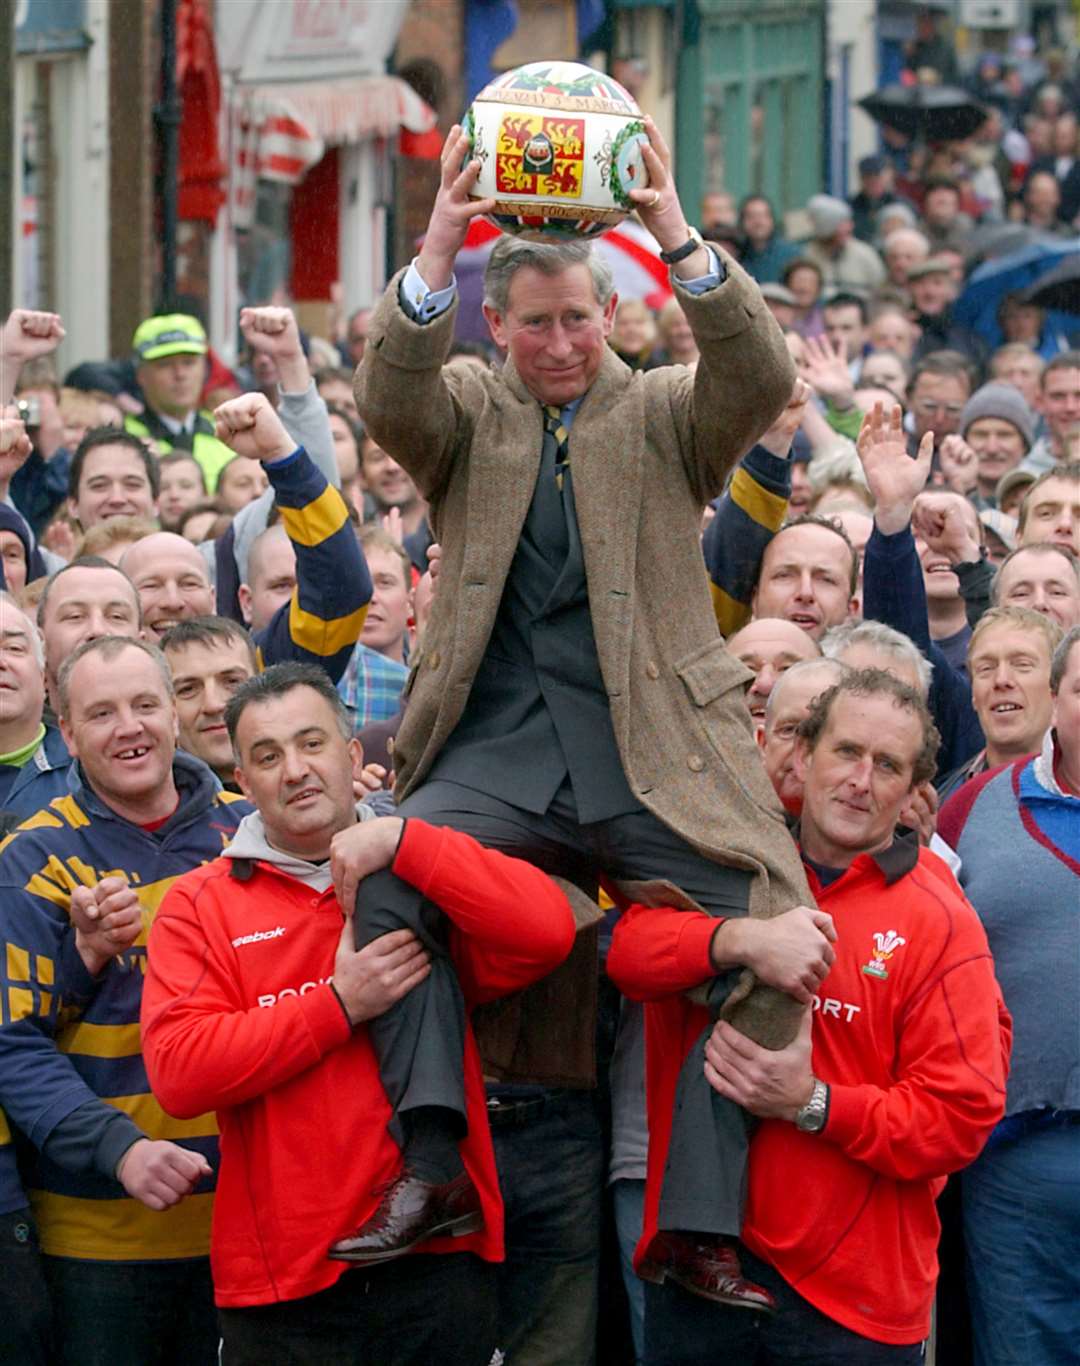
[465,60,650,240]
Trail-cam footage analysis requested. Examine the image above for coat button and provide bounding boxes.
[646,660,660,680]
[386,737,395,756]
[687,754,704,772]
[428,651,441,669]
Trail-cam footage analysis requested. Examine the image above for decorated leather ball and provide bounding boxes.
[464,60,650,240]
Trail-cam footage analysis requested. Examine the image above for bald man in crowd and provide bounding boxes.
[238,526,298,634]
[726,618,821,727]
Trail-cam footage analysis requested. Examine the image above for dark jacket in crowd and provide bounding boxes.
[862,525,985,784]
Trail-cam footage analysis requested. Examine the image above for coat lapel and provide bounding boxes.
[570,351,642,715]
[462,358,542,592]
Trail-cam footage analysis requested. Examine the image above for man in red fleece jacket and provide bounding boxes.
[609,669,1011,1364]
[141,663,575,1366]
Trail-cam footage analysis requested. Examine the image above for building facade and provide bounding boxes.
[11,0,112,373]
[207,0,439,360]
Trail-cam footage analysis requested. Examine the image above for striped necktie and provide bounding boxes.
[543,405,570,491]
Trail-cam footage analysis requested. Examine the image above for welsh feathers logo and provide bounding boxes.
[496,114,585,198]
[862,929,906,980]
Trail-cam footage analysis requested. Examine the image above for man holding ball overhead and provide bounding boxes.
[334,108,825,1354]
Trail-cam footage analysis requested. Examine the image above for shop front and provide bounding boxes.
[209,0,438,361]
[673,0,825,219]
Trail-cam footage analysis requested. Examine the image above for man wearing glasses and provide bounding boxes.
[905,350,974,458]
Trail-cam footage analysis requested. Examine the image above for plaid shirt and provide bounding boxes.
[338,642,409,730]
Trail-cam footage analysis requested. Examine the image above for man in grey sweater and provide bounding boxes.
[939,625,1080,1366]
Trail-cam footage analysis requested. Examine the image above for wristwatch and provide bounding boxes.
[794,1078,830,1133]
[659,227,704,265]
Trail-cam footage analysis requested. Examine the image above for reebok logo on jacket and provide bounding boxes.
[231,926,286,949]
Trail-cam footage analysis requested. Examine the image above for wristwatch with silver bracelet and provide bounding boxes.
[795,1078,830,1133]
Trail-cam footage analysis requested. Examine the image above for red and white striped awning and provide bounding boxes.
[230,75,437,227]
[274,76,436,144]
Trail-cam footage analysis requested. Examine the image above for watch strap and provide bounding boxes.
[795,1078,830,1133]
[659,229,703,266]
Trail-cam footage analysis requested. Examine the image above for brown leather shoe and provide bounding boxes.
[328,1168,482,1265]
[638,1232,776,1312]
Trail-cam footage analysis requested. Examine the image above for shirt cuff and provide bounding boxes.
[820,1081,870,1147]
[401,259,458,323]
[868,523,916,559]
[328,981,353,1029]
[391,818,441,898]
[277,377,316,406]
[263,445,304,470]
[59,931,104,1004]
[678,246,725,296]
[682,916,723,980]
[96,1114,147,1180]
[741,444,794,495]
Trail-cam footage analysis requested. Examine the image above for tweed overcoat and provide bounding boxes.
[355,250,814,1049]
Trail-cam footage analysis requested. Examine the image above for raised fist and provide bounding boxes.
[2,310,66,364]
[214,393,295,464]
[0,409,33,487]
[239,306,303,361]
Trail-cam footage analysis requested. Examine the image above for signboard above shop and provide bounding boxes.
[216,0,410,84]
[958,0,1021,27]
[15,0,89,55]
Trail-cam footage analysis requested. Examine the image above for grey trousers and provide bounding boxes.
[355,778,752,1236]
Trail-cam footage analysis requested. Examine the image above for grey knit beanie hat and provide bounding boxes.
[960,382,1035,448]
[807,194,853,238]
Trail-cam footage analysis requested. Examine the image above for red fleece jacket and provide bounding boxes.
[141,820,575,1308]
[607,846,1011,1346]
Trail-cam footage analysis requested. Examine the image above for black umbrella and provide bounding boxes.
[1024,253,1080,313]
[858,84,988,142]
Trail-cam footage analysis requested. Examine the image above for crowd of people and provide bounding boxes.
[0,38,1077,1366]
